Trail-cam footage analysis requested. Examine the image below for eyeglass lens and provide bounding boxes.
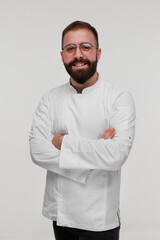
[64,43,93,55]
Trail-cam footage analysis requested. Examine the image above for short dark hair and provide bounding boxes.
[62,20,99,49]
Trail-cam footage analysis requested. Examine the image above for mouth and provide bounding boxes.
[72,62,88,69]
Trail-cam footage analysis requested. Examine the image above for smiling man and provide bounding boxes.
[29,21,136,240]
[61,26,101,88]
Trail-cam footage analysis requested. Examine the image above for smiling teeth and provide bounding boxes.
[76,63,85,66]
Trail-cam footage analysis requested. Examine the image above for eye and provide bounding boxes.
[81,43,92,51]
[65,45,75,53]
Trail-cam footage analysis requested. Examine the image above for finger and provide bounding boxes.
[103,134,114,139]
[52,137,55,145]
[106,131,116,139]
[106,128,115,134]
[60,132,67,135]
[101,128,115,138]
[102,129,116,139]
[52,135,55,141]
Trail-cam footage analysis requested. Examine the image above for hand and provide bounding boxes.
[101,128,116,139]
[52,133,67,150]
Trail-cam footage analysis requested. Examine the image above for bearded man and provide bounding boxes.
[29,20,136,240]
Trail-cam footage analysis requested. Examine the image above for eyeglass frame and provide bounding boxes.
[62,42,98,56]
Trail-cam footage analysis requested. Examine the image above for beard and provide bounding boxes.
[63,57,98,84]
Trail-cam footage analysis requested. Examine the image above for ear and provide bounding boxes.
[60,51,64,63]
[97,48,101,62]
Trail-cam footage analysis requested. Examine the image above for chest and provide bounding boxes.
[52,93,110,139]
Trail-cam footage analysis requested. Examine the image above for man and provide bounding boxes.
[29,21,136,240]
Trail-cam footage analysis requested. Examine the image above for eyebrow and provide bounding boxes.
[63,42,93,47]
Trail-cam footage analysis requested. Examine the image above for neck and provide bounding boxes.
[70,72,99,94]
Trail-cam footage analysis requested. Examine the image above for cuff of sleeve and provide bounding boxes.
[59,134,92,168]
[59,134,91,184]
[59,134,79,169]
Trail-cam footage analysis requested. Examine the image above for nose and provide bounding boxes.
[74,46,83,58]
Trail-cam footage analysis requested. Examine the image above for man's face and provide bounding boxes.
[61,29,101,84]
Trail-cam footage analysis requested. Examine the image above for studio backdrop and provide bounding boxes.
[0,0,160,239]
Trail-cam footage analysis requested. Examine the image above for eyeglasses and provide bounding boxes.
[62,42,98,56]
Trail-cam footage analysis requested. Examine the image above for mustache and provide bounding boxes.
[68,58,90,68]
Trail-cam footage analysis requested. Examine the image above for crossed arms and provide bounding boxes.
[29,90,136,183]
[52,128,116,150]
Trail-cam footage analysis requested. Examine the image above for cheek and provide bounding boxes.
[84,54,95,62]
[90,55,97,62]
[61,52,71,64]
[63,55,73,64]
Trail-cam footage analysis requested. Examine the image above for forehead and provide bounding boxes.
[63,29,96,46]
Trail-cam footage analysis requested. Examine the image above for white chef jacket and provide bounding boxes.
[29,74,136,231]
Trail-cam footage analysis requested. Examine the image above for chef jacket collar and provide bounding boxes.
[68,73,102,95]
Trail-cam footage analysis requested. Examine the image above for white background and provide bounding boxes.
[0,0,160,239]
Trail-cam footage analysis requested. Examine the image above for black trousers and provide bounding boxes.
[53,221,120,240]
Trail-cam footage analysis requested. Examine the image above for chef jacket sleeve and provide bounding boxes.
[59,90,136,170]
[29,95,91,184]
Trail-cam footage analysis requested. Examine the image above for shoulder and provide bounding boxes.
[100,76,123,95]
[40,82,68,104]
[99,76,135,109]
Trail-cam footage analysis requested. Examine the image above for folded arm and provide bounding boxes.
[29,95,91,184]
[59,91,136,170]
